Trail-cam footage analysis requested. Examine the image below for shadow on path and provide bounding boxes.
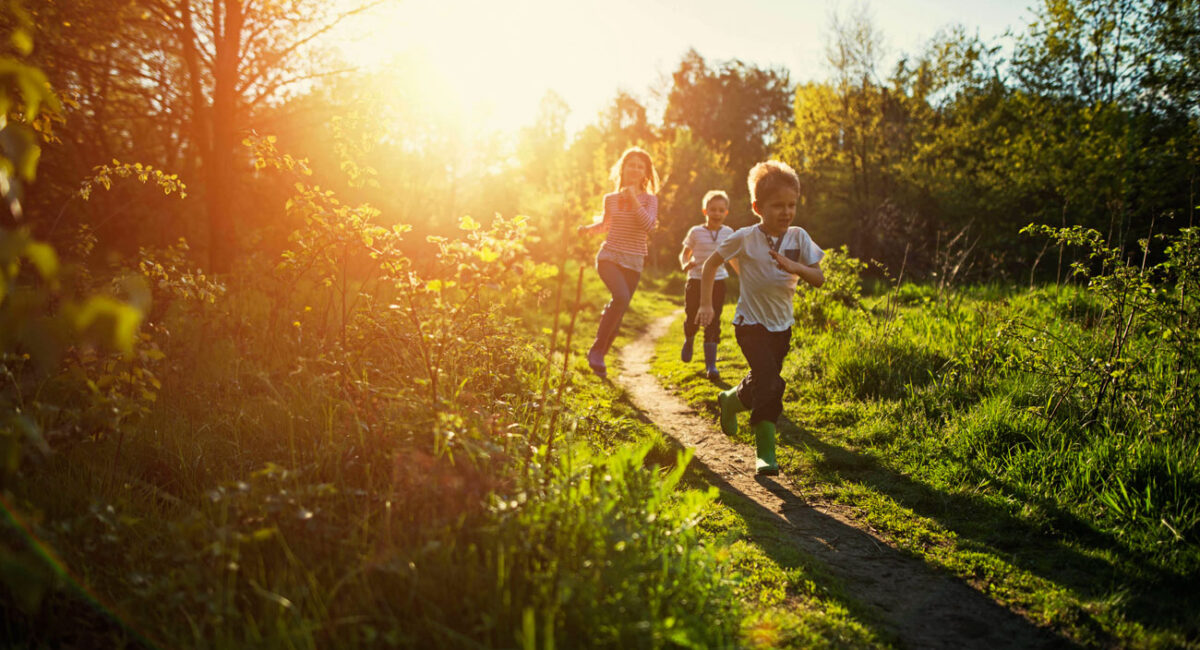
[775,415,1196,637]
[615,313,1074,649]
[664,310,1196,639]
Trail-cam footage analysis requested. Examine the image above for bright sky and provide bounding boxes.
[335,0,1035,135]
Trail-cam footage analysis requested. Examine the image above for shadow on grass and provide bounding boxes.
[676,449,1074,649]
[774,415,1199,640]
[637,309,1171,644]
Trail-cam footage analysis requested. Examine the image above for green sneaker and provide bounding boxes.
[753,421,779,476]
[717,388,746,436]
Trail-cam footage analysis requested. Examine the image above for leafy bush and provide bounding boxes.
[794,245,867,331]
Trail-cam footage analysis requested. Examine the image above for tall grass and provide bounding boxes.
[788,227,1200,570]
[1,138,744,648]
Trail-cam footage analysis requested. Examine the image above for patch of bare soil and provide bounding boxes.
[615,313,1071,649]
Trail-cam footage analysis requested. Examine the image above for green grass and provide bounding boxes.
[649,279,1200,649]
[1,260,889,649]
[7,227,1197,648]
[573,271,892,647]
[694,493,882,649]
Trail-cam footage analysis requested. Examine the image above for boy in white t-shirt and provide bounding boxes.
[695,161,824,475]
[678,190,736,379]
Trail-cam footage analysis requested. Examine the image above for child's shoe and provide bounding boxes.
[587,348,607,379]
[752,421,779,475]
[717,388,746,436]
[680,336,694,362]
[703,342,719,379]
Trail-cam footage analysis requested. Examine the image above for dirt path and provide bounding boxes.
[616,313,1070,649]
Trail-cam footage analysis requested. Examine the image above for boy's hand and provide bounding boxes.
[695,305,714,327]
[769,250,802,274]
[682,260,697,272]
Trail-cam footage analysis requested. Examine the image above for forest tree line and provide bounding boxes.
[1,2,1198,646]
[5,0,1198,283]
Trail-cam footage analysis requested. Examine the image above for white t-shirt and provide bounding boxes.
[682,224,734,280]
[715,225,824,332]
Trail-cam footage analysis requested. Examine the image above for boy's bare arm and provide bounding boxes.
[797,262,824,287]
[679,244,695,271]
[769,251,825,288]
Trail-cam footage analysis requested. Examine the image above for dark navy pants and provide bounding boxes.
[683,278,726,343]
[733,323,791,425]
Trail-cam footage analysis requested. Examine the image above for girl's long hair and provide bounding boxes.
[610,147,660,194]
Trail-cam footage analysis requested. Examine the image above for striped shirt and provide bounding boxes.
[598,192,657,258]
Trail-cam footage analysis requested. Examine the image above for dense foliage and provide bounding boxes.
[1,0,1198,647]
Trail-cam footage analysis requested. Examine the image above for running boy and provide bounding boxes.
[695,161,824,475]
[678,190,735,379]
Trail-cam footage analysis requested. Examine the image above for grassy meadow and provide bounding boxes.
[654,235,1200,648]
[5,217,1198,648]
[4,1,1200,647]
[0,236,884,648]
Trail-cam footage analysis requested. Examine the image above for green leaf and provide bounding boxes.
[73,296,144,355]
[23,241,56,279]
[11,29,32,56]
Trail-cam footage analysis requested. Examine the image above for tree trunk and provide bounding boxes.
[179,0,210,186]
[207,0,243,273]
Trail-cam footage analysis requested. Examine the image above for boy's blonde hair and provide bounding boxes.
[610,147,660,194]
[701,190,729,211]
[747,160,800,204]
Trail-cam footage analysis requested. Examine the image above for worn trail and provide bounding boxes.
[615,312,1069,649]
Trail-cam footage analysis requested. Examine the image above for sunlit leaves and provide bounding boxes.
[477,246,499,263]
[78,161,187,201]
[22,241,56,279]
[70,297,143,356]
[330,113,380,190]
[0,52,61,219]
[246,134,312,177]
[137,238,226,306]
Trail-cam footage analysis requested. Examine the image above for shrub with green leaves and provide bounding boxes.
[794,245,867,331]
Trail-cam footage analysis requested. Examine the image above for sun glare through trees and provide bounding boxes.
[2,0,1198,647]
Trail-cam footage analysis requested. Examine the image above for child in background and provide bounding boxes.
[578,147,660,379]
[695,161,824,475]
[678,190,735,379]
